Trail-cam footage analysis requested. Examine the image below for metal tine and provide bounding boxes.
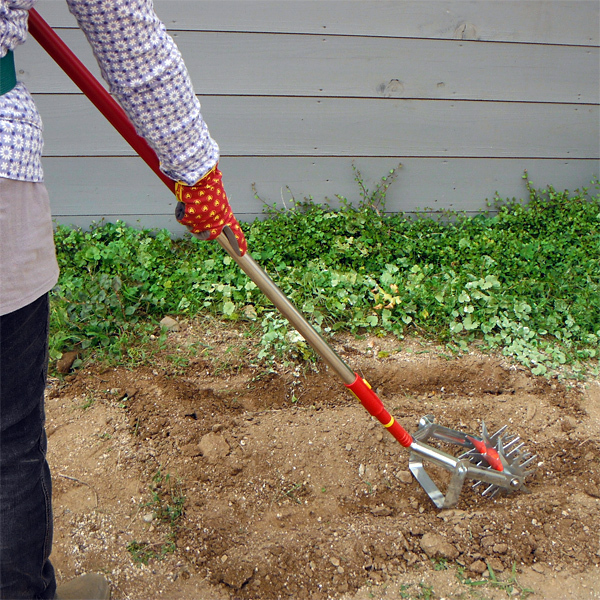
[515,457,534,470]
[506,436,521,448]
[502,435,521,450]
[490,424,509,437]
[519,456,538,470]
[501,440,519,451]
[470,457,486,465]
[514,449,534,462]
[482,483,497,496]
[510,448,537,476]
[504,435,522,445]
[467,459,485,468]
[489,487,501,499]
[520,454,537,467]
[468,455,495,470]
[501,435,521,450]
[506,442,526,458]
[458,449,482,461]
[465,452,486,462]
[488,425,509,444]
[471,458,489,488]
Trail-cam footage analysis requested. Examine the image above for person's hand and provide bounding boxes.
[175,165,247,255]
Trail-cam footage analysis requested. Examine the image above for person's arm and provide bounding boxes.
[65,0,246,253]
[65,0,217,186]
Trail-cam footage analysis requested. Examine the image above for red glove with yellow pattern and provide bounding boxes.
[175,165,247,256]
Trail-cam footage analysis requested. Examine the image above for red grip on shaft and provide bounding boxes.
[345,373,413,447]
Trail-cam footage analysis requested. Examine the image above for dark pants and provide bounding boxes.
[0,294,56,599]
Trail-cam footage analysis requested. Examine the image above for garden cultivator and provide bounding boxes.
[29,9,537,508]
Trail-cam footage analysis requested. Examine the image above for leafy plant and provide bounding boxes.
[432,557,449,571]
[127,470,186,565]
[147,470,186,525]
[456,563,534,599]
[345,162,402,214]
[51,172,599,378]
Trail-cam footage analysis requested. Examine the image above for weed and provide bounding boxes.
[486,563,534,598]
[456,563,534,599]
[346,162,402,214]
[51,172,599,378]
[127,470,186,566]
[164,353,190,375]
[147,470,186,525]
[79,395,95,410]
[394,582,436,600]
[416,583,435,600]
[398,584,411,599]
[432,557,449,571]
[282,482,307,504]
[126,541,161,566]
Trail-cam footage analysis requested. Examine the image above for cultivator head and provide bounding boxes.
[408,416,538,509]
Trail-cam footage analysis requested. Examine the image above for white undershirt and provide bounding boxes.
[0,177,59,315]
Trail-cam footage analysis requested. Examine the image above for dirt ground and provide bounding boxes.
[45,318,600,600]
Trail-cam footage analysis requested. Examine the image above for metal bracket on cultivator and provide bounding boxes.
[409,416,537,509]
[30,8,539,510]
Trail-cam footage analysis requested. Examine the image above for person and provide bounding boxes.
[0,0,246,597]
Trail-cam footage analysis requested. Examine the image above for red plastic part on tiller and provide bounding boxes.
[345,373,413,448]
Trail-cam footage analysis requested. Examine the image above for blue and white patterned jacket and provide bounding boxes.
[0,0,219,184]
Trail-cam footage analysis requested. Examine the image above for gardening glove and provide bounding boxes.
[175,165,247,256]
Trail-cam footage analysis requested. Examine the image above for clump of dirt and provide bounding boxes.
[45,321,600,599]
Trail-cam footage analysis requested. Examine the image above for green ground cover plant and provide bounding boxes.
[50,174,599,378]
[127,470,186,565]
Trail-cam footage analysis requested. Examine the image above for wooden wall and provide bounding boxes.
[20,1,600,231]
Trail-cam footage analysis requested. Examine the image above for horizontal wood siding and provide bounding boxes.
[24,1,600,232]
[44,156,597,220]
[20,30,600,103]
[35,1,600,45]
[34,95,598,158]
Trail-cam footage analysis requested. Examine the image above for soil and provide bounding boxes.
[45,318,600,600]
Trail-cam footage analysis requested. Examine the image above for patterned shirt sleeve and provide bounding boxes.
[0,1,44,182]
[65,0,219,185]
[0,0,35,55]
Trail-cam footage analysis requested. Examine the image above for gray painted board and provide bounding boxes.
[20,30,600,104]
[35,95,598,159]
[45,156,599,227]
[37,0,600,46]
[22,0,600,231]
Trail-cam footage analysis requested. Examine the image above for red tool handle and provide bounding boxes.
[27,8,175,193]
